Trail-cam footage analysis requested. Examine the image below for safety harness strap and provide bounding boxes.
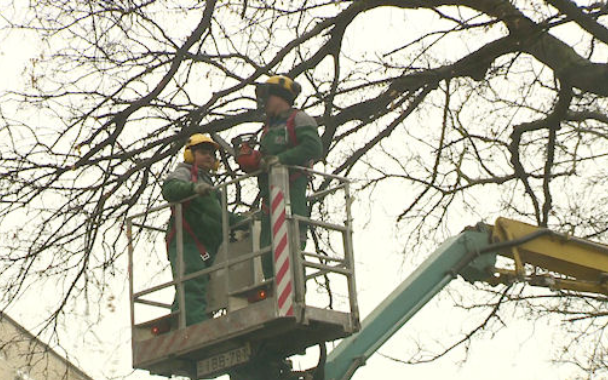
[165,163,211,262]
[262,110,310,182]
[286,110,298,147]
[261,109,299,147]
[165,214,211,262]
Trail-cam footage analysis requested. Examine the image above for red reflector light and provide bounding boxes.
[151,322,170,336]
[248,288,269,303]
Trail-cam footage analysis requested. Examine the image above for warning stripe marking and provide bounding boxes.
[270,185,294,317]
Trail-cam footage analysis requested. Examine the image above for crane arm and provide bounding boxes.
[323,224,497,380]
[324,218,608,380]
[487,217,608,295]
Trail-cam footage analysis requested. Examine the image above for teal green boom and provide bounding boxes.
[324,227,496,380]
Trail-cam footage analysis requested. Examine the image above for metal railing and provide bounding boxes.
[127,164,359,337]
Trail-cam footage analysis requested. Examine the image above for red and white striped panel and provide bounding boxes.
[134,300,277,366]
[135,318,222,365]
[270,184,294,317]
[134,327,185,364]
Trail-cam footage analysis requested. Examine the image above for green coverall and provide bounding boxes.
[258,108,323,279]
[163,163,242,326]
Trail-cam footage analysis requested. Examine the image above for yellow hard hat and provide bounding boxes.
[183,134,220,169]
[255,75,302,105]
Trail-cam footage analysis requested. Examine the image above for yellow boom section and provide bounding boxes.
[490,217,608,295]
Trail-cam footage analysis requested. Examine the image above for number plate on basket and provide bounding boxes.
[197,344,251,376]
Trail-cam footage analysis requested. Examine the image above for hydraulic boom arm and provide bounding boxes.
[324,218,608,380]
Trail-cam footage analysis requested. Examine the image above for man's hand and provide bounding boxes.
[260,155,280,171]
[194,182,213,196]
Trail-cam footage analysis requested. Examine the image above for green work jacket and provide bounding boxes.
[162,163,242,256]
[259,108,323,165]
[258,108,323,198]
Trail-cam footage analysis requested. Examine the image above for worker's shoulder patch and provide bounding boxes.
[293,110,317,129]
[166,163,192,182]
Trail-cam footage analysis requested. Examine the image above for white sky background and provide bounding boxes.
[0,4,596,380]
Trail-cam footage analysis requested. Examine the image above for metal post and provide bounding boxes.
[127,219,135,351]
[251,212,264,283]
[221,185,230,312]
[269,164,297,317]
[292,216,306,322]
[284,170,305,318]
[175,203,187,329]
[343,182,360,328]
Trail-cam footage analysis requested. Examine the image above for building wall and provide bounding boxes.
[0,313,94,380]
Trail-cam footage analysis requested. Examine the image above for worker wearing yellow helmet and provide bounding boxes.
[253,75,324,279]
[162,133,243,325]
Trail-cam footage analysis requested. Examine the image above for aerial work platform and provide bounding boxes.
[127,160,608,380]
[126,165,359,379]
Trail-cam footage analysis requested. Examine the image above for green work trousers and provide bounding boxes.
[260,175,309,279]
[168,240,212,326]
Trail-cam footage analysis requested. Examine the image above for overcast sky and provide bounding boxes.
[0,7,588,380]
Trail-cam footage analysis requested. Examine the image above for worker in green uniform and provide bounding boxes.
[255,75,324,279]
[163,134,242,326]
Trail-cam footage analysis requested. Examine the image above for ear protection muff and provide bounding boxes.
[183,146,195,164]
[290,80,302,97]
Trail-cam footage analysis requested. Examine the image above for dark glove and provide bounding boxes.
[194,182,213,196]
